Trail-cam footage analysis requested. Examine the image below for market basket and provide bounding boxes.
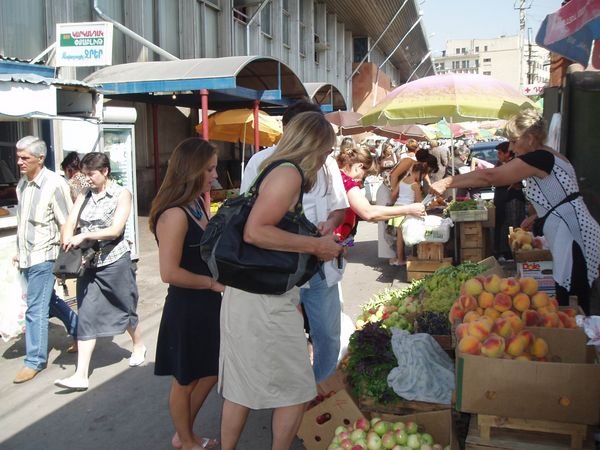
[449,208,488,222]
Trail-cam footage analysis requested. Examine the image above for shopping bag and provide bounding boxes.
[0,267,27,342]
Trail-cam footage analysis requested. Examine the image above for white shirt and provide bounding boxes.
[240,146,349,286]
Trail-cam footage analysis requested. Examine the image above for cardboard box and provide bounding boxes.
[455,327,600,425]
[376,410,459,450]
[514,248,553,262]
[297,389,365,450]
[517,260,555,296]
[478,256,504,277]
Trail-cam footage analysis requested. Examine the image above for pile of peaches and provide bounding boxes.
[508,228,545,252]
[449,274,579,360]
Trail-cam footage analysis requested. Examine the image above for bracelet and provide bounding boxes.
[209,278,214,290]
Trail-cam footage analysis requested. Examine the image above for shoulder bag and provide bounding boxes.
[199,160,322,295]
[53,191,93,279]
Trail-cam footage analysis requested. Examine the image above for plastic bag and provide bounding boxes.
[401,215,453,246]
[576,315,600,353]
[337,312,355,363]
[0,267,27,343]
[387,329,454,404]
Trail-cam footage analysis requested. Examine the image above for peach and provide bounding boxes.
[541,312,559,328]
[484,307,501,321]
[481,334,505,358]
[521,309,542,326]
[478,315,494,327]
[463,310,481,323]
[483,274,502,294]
[531,337,549,358]
[532,292,550,309]
[519,277,539,296]
[476,307,484,315]
[500,277,521,296]
[500,310,517,318]
[515,353,532,361]
[478,291,495,309]
[512,293,531,312]
[458,294,478,312]
[493,317,514,339]
[506,334,528,357]
[458,336,482,355]
[468,319,493,341]
[518,330,535,347]
[506,315,524,333]
[548,298,559,313]
[448,304,465,324]
[493,293,512,312]
[455,323,469,341]
[562,307,578,318]
[463,278,484,297]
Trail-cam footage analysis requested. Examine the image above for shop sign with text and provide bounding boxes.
[56,22,113,67]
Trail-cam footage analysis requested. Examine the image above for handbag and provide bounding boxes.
[53,192,92,279]
[200,160,322,295]
[532,191,580,236]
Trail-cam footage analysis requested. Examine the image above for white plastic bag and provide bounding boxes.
[387,329,455,404]
[0,267,27,342]
[401,215,453,246]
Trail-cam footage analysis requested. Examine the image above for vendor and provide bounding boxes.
[429,109,600,314]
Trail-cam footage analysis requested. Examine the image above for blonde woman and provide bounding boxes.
[219,112,343,450]
[149,138,225,450]
[430,109,600,314]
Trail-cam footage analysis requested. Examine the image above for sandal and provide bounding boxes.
[199,438,219,449]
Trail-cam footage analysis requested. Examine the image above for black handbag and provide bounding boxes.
[53,192,92,279]
[199,160,322,295]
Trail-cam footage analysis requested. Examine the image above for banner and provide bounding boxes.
[56,22,113,67]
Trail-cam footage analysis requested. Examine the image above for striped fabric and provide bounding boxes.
[79,181,130,267]
[16,168,73,268]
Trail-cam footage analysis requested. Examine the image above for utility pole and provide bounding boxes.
[514,0,531,88]
[527,27,534,84]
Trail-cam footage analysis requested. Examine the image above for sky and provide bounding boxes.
[420,0,561,55]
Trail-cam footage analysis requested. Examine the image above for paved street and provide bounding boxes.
[0,219,408,450]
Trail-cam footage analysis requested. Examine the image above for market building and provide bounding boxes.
[0,0,434,214]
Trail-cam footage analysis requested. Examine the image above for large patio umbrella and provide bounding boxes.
[360,73,536,127]
[535,0,600,67]
[324,110,369,135]
[360,73,535,199]
[195,108,282,176]
[370,123,436,141]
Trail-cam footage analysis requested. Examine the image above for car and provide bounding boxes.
[465,140,506,200]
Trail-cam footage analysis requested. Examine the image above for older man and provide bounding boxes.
[13,136,78,383]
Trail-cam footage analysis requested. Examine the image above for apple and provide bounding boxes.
[341,438,354,450]
[407,433,421,449]
[405,421,419,434]
[382,432,397,449]
[391,421,406,431]
[367,432,382,450]
[420,434,434,445]
[352,429,367,442]
[371,417,382,427]
[355,417,371,432]
[374,420,391,437]
[335,425,348,436]
[394,429,408,445]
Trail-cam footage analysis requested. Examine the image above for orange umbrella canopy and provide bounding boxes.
[196,108,282,146]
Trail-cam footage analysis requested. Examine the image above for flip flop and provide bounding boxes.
[199,437,219,449]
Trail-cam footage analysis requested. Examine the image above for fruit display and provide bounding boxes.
[448,275,578,329]
[508,227,545,252]
[356,283,424,331]
[420,262,486,313]
[327,416,450,450]
[456,319,550,360]
[413,311,451,335]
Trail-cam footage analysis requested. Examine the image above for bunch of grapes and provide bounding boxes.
[414,311,451,335]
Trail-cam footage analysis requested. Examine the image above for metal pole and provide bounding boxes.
[152,104,160,193]
[253,100,260,152]
[245,0,272,55]
[406,51,432,83]
[200,90,209,139]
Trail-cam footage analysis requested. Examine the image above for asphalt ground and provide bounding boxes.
[0,218,408,450]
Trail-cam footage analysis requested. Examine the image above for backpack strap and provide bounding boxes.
[247,160,306,213]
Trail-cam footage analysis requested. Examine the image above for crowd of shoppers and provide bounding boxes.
[6,102,599,450]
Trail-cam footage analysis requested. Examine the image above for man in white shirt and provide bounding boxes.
[240,101,348,383]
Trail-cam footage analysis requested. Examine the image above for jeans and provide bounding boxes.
[300,273,341,384]
[21,261,78,370]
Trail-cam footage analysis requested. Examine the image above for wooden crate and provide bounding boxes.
[461,247,486,262]
[417,242,445,260]
[465,414,592,450]
[460,222,484,248]
[406,257,453,281]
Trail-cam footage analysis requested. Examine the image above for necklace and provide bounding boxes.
[188,198,204,221]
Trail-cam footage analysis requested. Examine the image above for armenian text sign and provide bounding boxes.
[56,22,113,67]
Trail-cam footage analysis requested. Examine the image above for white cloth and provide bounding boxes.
[241,146,349,286]
[394,180,416,206]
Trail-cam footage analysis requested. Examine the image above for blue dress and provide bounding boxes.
[154,207,221,385]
